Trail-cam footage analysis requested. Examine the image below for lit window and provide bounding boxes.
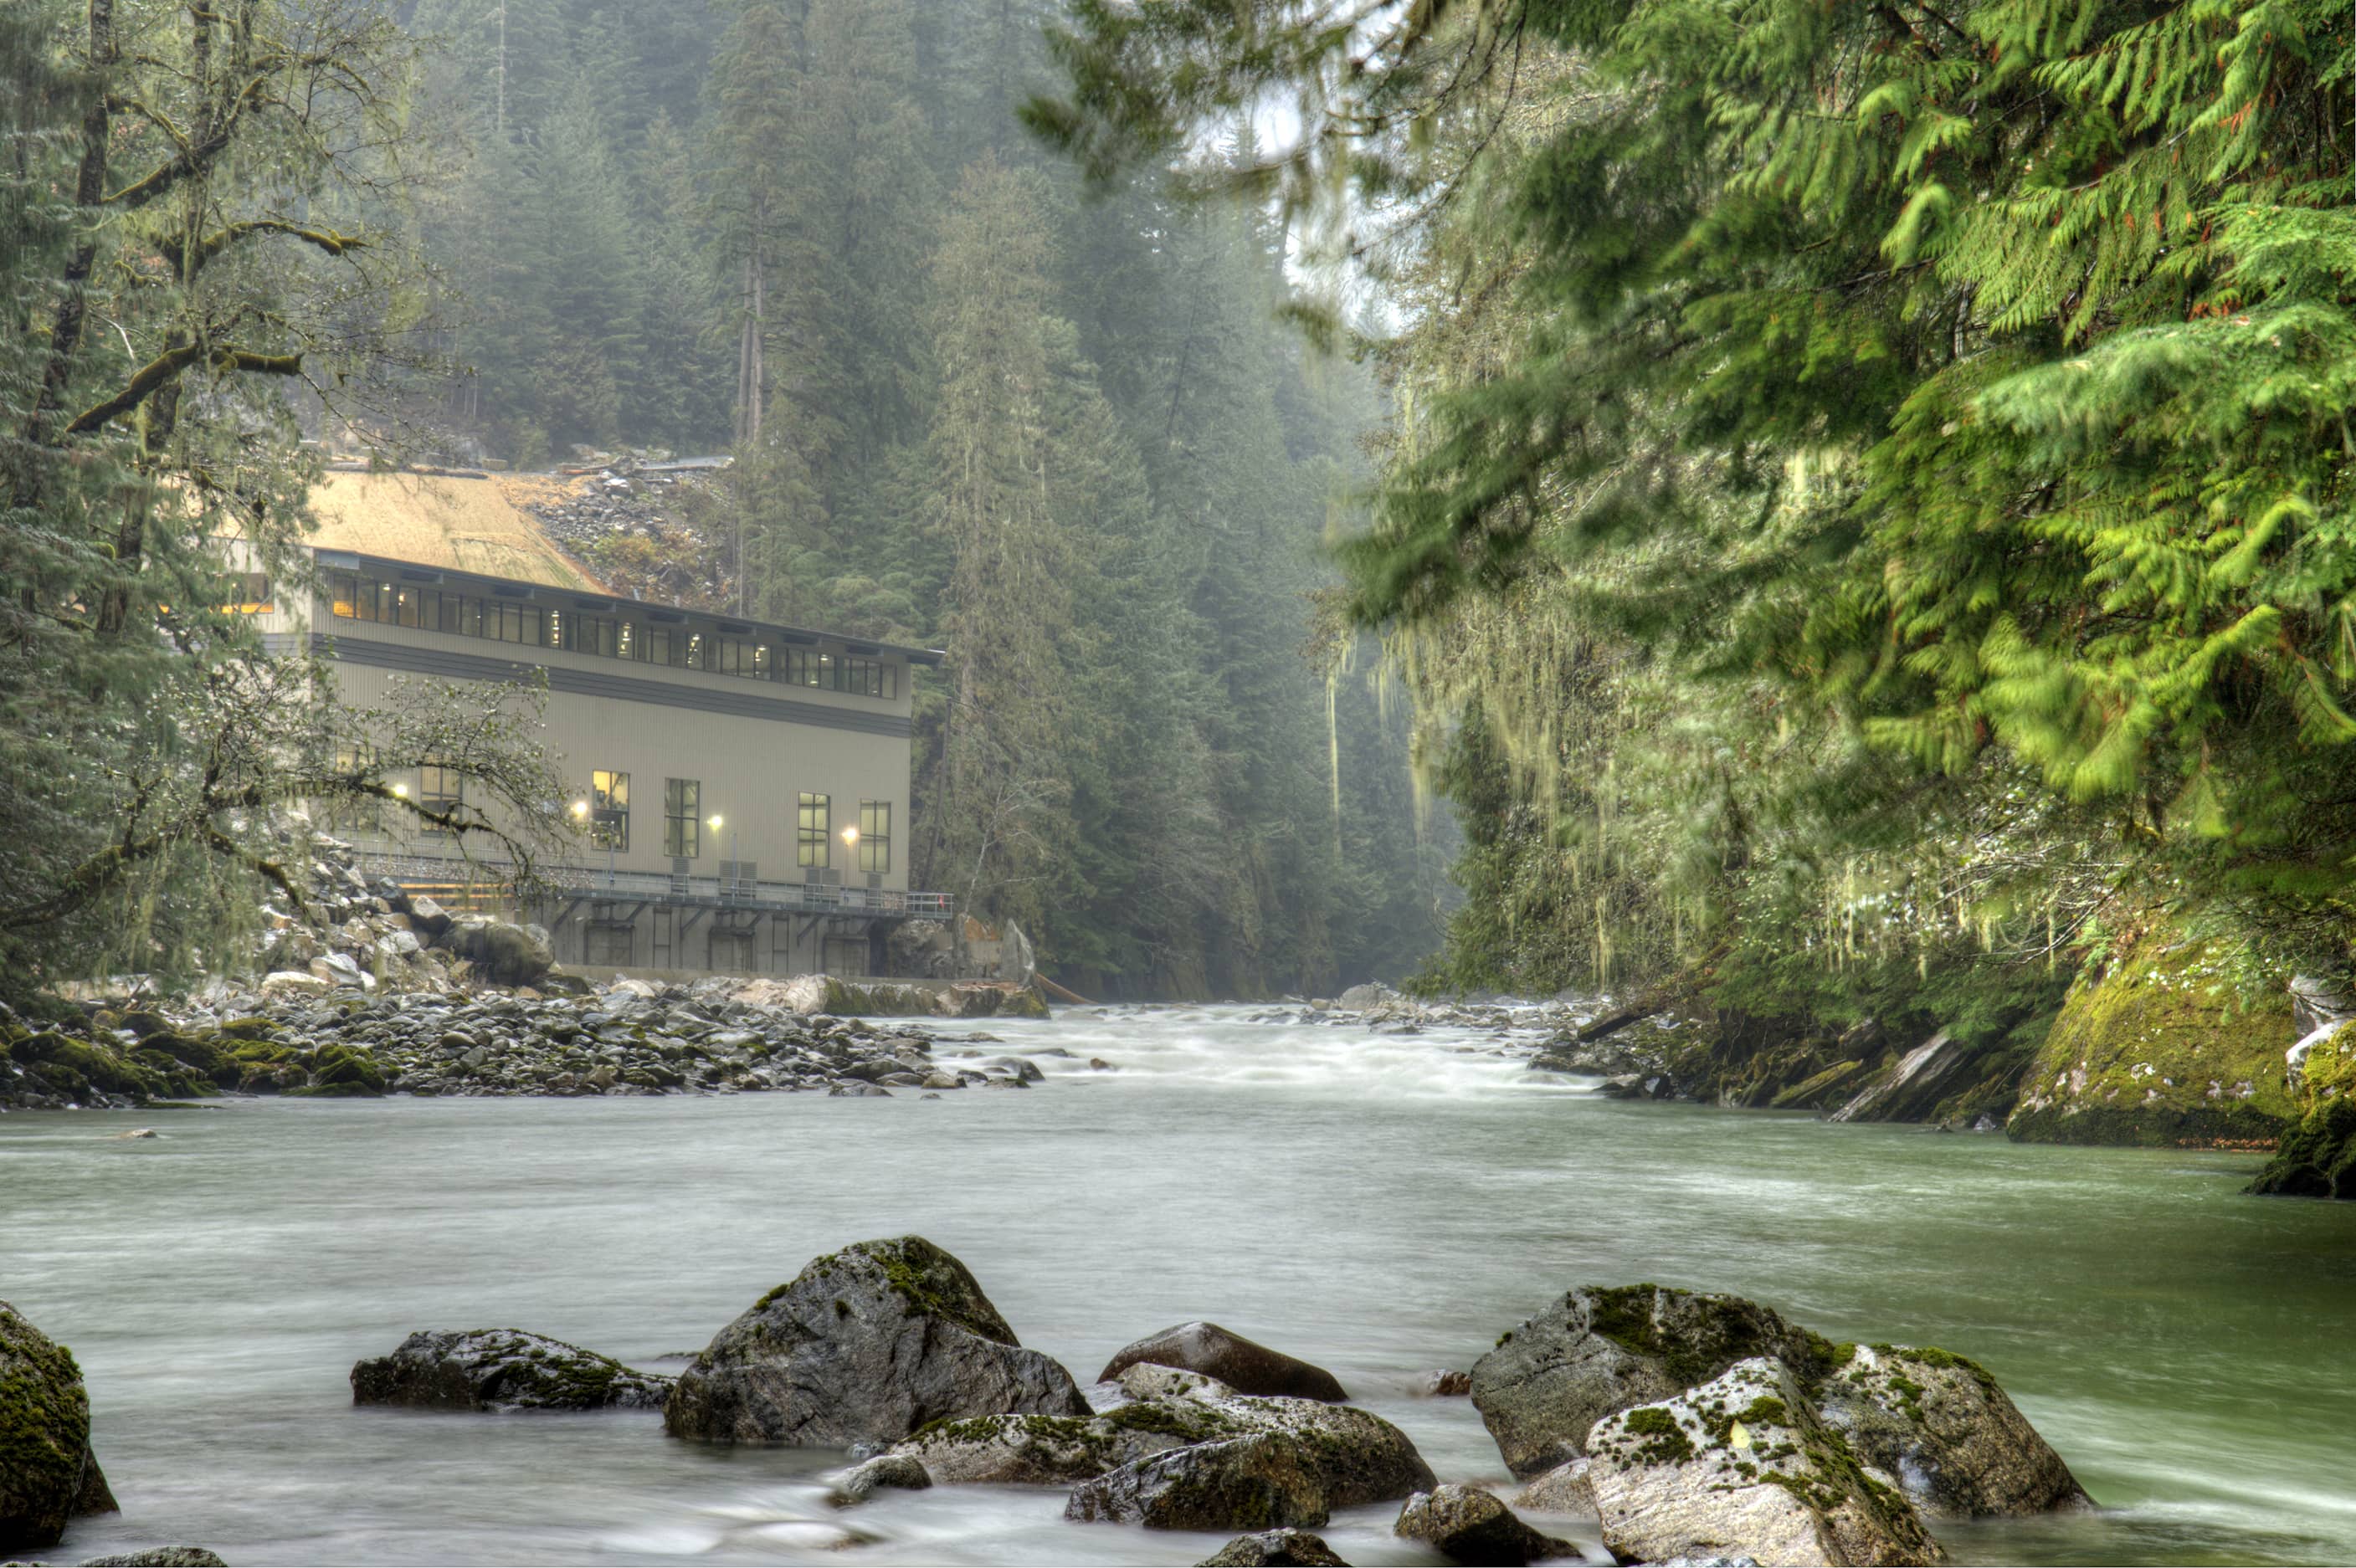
[858,801,891,873]
[665,778,701,858]
[798,792,830,868]
[592,770,629,851]
[416,760,464,837]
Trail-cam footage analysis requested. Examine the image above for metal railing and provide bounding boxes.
[356,850,953,920]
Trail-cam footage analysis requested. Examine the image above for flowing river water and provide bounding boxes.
[5,1002,2355,1566]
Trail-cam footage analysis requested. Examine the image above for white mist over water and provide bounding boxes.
[4,1002,2353,1565]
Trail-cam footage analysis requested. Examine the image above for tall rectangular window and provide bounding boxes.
[665,777,701,858]
[416,760,464,836]
[858,801,891,873]
[798,792,830,868]
[591,770,629,851]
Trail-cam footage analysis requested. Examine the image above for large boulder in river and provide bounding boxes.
[1098,1321,1349,1401]
[1394,1483,1581,1564]
[1815,1345,2087,1517]
[351,1329,671,1412]
[1471,1284,1836,1477]
[1587,1359,1945,1567]
[664,1236,1090,1446]
[892,1363,1431,1502]
[0,1301,118,1553]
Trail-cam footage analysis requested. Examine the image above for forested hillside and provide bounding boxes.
[393,0,1448,997]
[1029,0,2356,1159]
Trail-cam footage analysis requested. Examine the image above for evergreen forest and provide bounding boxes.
[0,0,1452,1002]
[1034,0,2356,1092]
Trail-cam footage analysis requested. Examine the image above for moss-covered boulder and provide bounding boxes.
[1470,1284,1840,1478]
[352,1329,671,1412]
[901,1360,1434,1513]
[8,1034,166,1103]
[0,1301,118,1552]
[306,1043,387,1094]
[133,1033,237,1087]
[2008,921,2293,1147]
[1817,1345,2087,1517]
[2250,1022,2356,1197]
[664,1236,1090,1447]
[1588,1358,1945,1566]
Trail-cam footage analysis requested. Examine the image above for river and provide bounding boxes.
[4,1002,2353,1565]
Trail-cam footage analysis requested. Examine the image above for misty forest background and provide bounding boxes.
[390,0,1450,999]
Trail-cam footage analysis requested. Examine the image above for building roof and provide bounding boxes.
[293,469,943,666]
[303,470,610,594]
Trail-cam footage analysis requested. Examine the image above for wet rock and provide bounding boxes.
[1199,1528,1351,1565]
[1065,1434,1329,1531]
[1421,1370,1473,1396]
[899,1363,1431,1505]
[1816,1345,2088,1516]
[1513,1458,1598,1516]
[664,1236,1089,1447]
[351,1329,670,1412]
[1099,1322,1349,1402]
[0,1301,117,1553]
[446,920,554,987]
[1394,1483,1581,1564]
[74,1550,228,1566]
[1587,1359,1944,1568]
[828,1453,933,1506]
[1471,1284,1836,1477]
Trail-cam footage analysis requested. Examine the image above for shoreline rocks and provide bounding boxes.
[3,977,1057,1111]
[664,1237,1091,1447]
[351,1330,670,1412]
[0,1303,118,1553]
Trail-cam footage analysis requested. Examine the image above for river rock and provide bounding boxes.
[1065,1433,1330,1530]
[75,1551,229,1566]
[663,1236,1090,1446]
[896,1363,1433,1505]
[1098,1321,1349,1401]
[1422,1369,1473,1396]
[1200,1528,1351,1565]
[446,920,554,986]
[350,1329,671,1412]
[0,1301,118,1553]
[1587,1359,1944,1567]
[1395,1483,1581,1564]
[1815,1345,2087,1516]
[1514,1458,1598,1516]
[1471,1284,1835,1476]
[829,1453,933,1506]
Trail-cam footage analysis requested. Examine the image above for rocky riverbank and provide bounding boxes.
[0,977,1082,1111]
[1476,914,2339,1175]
